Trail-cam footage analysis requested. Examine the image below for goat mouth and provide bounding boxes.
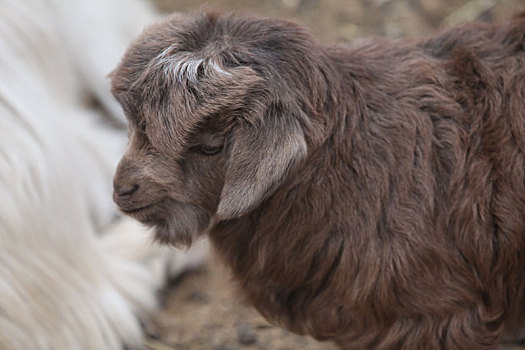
[119,203,156,214]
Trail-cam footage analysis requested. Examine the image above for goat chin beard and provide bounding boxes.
[152,204,212,247]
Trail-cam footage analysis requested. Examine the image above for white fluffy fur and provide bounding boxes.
[155,48,232,83]
[0,0,207,349]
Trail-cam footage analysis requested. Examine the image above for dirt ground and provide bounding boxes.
[145,1,525,349]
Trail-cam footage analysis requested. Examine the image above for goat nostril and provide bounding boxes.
[114,184,139,198]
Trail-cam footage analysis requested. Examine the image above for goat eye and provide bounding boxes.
[191,144,223,156]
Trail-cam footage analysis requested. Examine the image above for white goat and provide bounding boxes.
[0,1,206,349]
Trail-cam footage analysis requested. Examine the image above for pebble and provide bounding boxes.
[237,323,258,346]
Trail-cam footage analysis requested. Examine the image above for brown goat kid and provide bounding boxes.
[112,12,525,349]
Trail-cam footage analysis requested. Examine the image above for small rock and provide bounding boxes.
[237,323,257,346]
[282,0,300,9]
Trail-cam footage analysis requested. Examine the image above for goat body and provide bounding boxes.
[112,12,525,349]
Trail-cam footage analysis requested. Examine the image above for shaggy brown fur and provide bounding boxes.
[111,12,525,349]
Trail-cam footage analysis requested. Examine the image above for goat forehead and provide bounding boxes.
[153,48,232,84]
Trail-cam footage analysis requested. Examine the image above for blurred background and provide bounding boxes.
[153,0,523,41]
[144,1,525,349]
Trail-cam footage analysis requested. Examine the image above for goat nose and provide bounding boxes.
[113,183,139,198]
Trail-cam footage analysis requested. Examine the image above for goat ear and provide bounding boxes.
[216,113,307,220]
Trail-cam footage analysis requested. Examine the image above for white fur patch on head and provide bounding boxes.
[154,47,232,83]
